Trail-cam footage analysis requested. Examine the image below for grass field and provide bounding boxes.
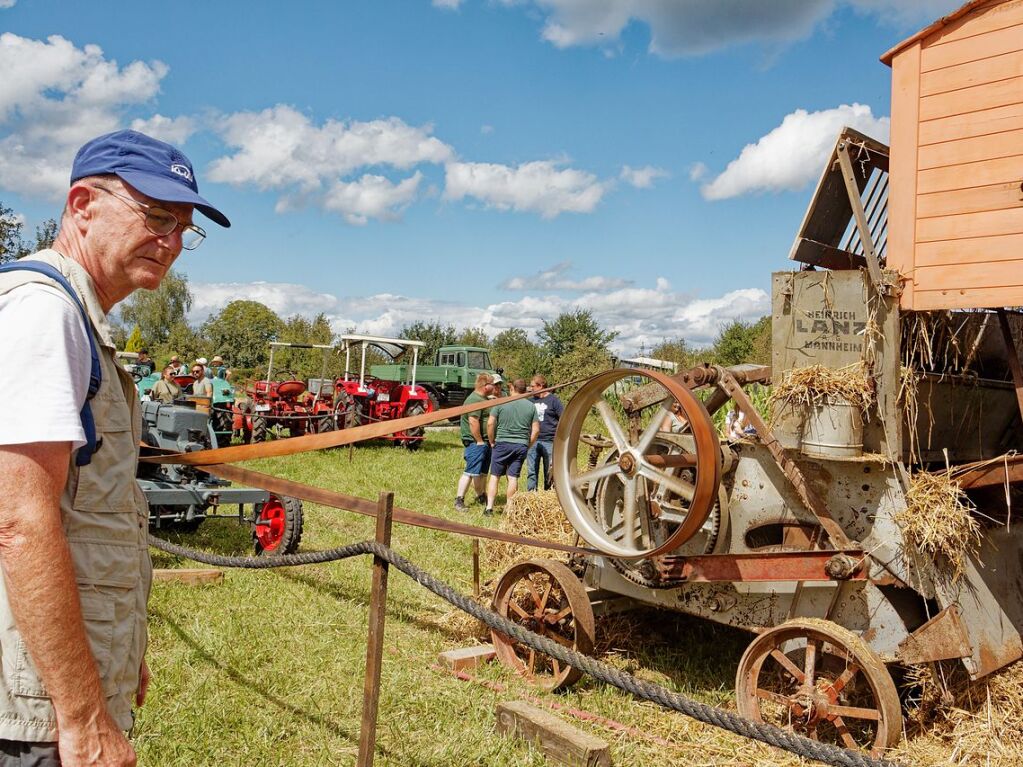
[138,429,1019,766]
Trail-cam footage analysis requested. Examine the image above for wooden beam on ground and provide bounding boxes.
[437,644,495,672]
[152,568,223,585]
[496,700,611,767]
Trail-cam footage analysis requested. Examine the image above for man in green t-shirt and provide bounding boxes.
[454,373,494,510]
[485,378,539,515]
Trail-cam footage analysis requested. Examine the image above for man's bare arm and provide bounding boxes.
[529,420,540,447]
[487,414,496,445]
[0,443,135,766]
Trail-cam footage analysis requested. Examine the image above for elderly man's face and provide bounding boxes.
[83,179,194,298]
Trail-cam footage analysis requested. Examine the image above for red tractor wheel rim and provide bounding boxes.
[255,497,286,551]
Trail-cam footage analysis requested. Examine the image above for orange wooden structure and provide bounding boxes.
[882,0,1023,310]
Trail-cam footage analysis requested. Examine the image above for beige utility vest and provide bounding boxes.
[0,249,152,741]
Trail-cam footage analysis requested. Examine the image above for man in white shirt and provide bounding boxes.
[0,129,229,766]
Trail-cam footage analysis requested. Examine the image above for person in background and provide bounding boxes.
[136,348,155,376]
[661,400,688,433]
[485,378,539,516]
[168,354,187,376]
[152,365,183,404]
[525,374,562,492]
[209,355,230,380]
[455,374,494,511]
[191,362,213,399]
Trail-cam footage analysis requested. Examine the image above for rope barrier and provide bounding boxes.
[148,535,896,767]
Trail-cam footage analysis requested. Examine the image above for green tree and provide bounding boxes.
[650,338,698,370]
[202,300,284,370]
[491,328,550,381]
[712,316,772,366]
[551,334,613,395]
[277,313,338,379]
[0,204,25,264]
[456,326,490,348]
[398,320,457,363]
[120,268,193,345]
[538,310,617,358]
[161,321,204,369]
[124,325,144,353]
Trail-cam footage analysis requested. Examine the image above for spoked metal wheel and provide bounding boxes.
[553,368,721,559]
[491,559,595,691]
[736,619,903,758]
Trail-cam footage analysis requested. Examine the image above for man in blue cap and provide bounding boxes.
[0,130,228,766]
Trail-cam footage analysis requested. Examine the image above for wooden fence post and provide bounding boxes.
[357,491,394,767]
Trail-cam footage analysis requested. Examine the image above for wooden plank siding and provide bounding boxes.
[919,101,1023,144]
[888,0,1023,310]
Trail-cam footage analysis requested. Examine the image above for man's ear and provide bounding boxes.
[65,184,96,234]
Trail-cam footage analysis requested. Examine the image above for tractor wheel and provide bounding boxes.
[253,494,303,556]
[316,413,334,434]
[212,406,233,435]
[251,415,267,443]
[403,403,426,450]
[334,391,359,430]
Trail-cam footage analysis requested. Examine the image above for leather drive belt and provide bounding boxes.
[205,462,597,556]
[143,385,566,466]
[141,380,597,556]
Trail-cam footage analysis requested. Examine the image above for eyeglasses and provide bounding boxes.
[191,369,203,375]
[93,184,206,250]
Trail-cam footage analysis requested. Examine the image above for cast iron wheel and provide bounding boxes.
[736,618,903,758]
[253,494,304,556]
[491,559,595,691]
[552,368,721,559]
[402,403,426,450]
[251,415,267,443]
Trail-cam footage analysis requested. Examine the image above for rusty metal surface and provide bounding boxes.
[619,363,770,414]
[718,368,856,550]
[957,454,1023,489]
[897,606,972,664]
[490,559,595,691]
[654,551,866,583]
[735,618,903,758]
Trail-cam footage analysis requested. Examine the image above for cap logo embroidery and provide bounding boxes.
[170,163,193,181]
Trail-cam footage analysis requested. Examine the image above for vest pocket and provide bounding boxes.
[72,427,136,512]
[12,590,115,698]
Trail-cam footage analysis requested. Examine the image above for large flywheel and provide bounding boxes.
[552,368,722,559]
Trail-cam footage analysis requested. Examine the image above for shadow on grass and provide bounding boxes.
[153,608,434,767]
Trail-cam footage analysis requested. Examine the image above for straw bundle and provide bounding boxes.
[770,361,876,414]
[896,470,982,583]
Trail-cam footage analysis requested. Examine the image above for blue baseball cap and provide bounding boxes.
[71,130,230,228]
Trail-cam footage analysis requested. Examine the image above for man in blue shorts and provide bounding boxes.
[454,373,494,510]
[485,378,539,516]
[526,374,563,491]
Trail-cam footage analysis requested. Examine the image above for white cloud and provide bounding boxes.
[688,162,707,182]
[501,261,632,291]
[130,113,196,145]
[444,159,609,218]
[209,105,453,190]
[700,103,890,200]
[433,0,464,8]
[480,124,494,135]
[620,164,669,189]
[207,105,452,222]
[0,33,168,200]
[0,1,16,9]
[188,277,770,353]
[481,0,960,57]
[320,171,423,225]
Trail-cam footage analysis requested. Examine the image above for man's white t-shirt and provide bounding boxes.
[0,283,92,449]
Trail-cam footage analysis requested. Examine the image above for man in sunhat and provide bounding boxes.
[0,129,229,765]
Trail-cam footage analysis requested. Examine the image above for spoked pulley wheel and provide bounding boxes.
[491,559,595,691]
[736,619,902,758]
[552,368,721,559]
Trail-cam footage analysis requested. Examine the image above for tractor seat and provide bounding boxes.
[277,380,307,398]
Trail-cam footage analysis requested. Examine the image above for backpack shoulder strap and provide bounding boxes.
[0,262,102,466]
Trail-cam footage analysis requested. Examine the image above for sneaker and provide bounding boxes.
[454,498,466,511]
[473,494,487,506]
[483,508,494,517]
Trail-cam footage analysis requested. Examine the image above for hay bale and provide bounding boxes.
[896,470,981,583]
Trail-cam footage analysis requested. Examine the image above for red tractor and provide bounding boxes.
[334,334,434,450]
[237,342,336,442]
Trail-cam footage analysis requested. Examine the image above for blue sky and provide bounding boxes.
[0,0,960,352]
